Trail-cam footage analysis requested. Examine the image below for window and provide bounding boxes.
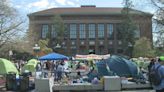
[42,25,48,38]
[51,25,56,38]
[134,25,140,38]
[70,24,77,39]
[79,24,86,38]
[88,24,95,38]
[98,24,104,38]
[64,24,68,38]
[116,24,122,40]
[107,24,114,39]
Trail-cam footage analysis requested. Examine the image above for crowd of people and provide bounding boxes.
[13,56,164,92]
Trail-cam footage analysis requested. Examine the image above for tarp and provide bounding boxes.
[0,58,19,75]
[105,55,139,77]
[39,52,68,60]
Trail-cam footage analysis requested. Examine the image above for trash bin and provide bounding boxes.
[6,73,17,91]
[19,76,29,91]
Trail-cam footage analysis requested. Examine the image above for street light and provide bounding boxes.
[9,50,13,61]
[54,43,61,53]
[33,44,40,59]
[128,42,133,58]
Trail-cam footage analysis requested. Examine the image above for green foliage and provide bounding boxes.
[53,15,65,45]
[38,39,53,54]
[133,37,155,57]
[118,0,137,54]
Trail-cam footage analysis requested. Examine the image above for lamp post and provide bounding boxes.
[128,42,133,58]
[54,43,61,53]
[33,44,40,59]
[9,50,13,61]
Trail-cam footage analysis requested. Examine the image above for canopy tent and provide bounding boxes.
[0,58,19,75]
[75,54,110,60]
[105,55,139,77]
[39,52,68,60]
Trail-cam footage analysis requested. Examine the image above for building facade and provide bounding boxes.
[28,6,153,56]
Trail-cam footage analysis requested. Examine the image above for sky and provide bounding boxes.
[11,0,123,15]
[10,0,155,18]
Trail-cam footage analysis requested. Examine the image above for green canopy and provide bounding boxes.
[0,58,19,75]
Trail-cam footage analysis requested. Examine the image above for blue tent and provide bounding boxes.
[39,53,68,60]
[105,55,139,77]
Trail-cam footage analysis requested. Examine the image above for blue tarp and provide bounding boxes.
[39,52,68,60]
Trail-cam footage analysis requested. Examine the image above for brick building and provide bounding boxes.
[28,5,153,56]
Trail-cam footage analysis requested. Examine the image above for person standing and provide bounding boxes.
[57,62,64,81]
[151,56,164,92]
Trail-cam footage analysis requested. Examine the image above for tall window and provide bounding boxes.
[70,24,77,39]
[79,24,86,38]
[64,24,68,38]
[89,24,95,38]
[98,24,104,38]
[134,25,140,38]
[51,25,56,38]
[42,24,48,38]
[107,24,114,39]
[116,24,122,40]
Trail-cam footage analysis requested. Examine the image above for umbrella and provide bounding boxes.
[0,58,19,75]
[105,55,139,77]
[39,52,68,60]
[23,63,36,72]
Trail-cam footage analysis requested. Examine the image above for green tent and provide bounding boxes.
[0,58,19,75]
[23,59,39,72]
[28,59,39,65]
[23,63,36,72]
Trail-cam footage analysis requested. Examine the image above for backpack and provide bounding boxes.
[149,65,162,86]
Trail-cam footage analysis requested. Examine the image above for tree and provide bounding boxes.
[0,0,24,49]
[38,39,53,55]
[150,0,164,26]
[52,15,65,48]
[118,0,137,55]
[133,37,155,57]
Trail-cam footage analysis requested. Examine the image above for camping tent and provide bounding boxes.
[0,58,19,75]
[22,59,39,72]
[39,52,68,60]
[105,55,139,77]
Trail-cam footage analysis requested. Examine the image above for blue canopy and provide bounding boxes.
[39,53,68,60]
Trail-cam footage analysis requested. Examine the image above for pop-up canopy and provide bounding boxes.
[39,52,68,60]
